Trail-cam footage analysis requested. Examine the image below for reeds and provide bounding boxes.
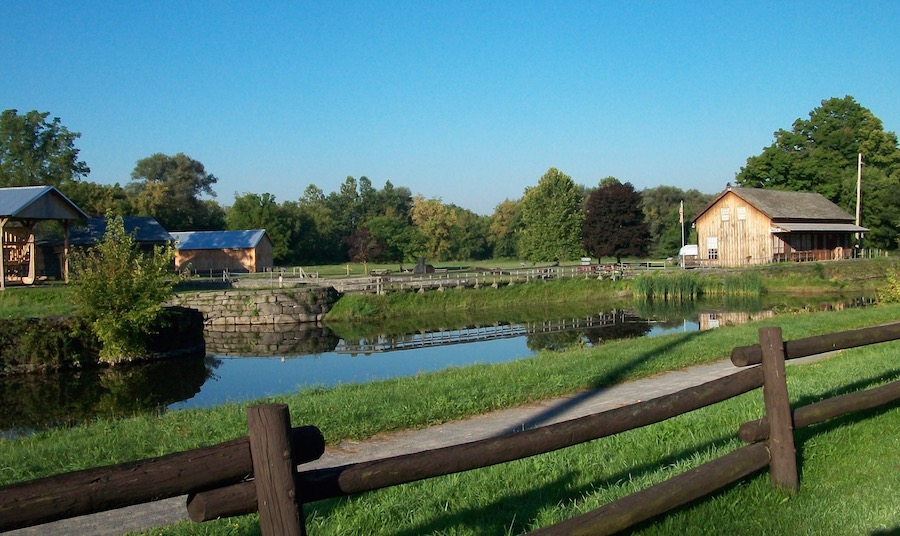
[631,272,704,302]
[632,271,763,302]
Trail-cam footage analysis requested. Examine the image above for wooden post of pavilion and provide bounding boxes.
[0,217,6,290]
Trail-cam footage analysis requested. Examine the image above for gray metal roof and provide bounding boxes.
[69,216,173,245]
[0,185,89,221]
[770,222,869,233]
[170,230,269,250]
[727,187,855,221]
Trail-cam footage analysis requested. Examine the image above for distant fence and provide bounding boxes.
[329,263,668,294]
[2,323,898,534]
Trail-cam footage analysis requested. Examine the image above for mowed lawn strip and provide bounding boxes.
[140,317,899,535]
[2,304,897,483]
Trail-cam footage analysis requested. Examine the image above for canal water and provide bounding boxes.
[0,297,871,437]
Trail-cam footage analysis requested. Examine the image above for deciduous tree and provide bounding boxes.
[735,96,900,248]
[0,109,89,188]
[129,153,222,231]
[517,168,583,262]
[583,179,650,263]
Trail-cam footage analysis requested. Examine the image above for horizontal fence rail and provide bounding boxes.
[731,322,900,366]
[3,321,898,534]
[0,426,324,532]
[186,368,765,520]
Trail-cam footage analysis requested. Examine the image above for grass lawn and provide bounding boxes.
[131,312,899,535]
[1,304,897,534]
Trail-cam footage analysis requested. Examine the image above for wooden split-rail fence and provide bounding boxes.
[1,322,898,534]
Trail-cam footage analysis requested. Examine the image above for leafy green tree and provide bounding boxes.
[411,195,458,261]
[583,179,650,263]
[296,184,343,262]
[0,109,90,188]
[488,199,521,259]
[60,180,134,216]
[227,192,291,262]
[366,214,421,263]
[70,213,179,364]
[735,96,900,248]
[640,186,713,257]
[128,152,221,231]
[517,167,584,262]
[447,206,491,260]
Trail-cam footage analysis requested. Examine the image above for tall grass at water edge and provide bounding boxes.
[632,272,763,302]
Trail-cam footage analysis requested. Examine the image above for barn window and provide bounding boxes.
[707,236,719,260]
[737,206,746,220]
[720,207,730,221]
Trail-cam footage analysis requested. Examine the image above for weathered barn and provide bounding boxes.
[170,230,273,274]
[692,187,868,266]
[0,186,88,289]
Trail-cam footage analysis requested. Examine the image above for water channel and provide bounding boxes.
[1,295,872,437]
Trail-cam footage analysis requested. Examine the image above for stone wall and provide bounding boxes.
[204,323,340,356]
[170,287,341,326]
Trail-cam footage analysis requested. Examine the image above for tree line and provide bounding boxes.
[2,95,898,266]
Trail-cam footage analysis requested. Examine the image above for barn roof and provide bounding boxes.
[694,187,857,223]
[0,185,89,221]
[69,216,173,245]
[170,230,269,250]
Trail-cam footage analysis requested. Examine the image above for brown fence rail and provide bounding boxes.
[2,323,898,534]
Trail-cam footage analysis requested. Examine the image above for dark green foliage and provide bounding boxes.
[735,96,900,249]
[0,109,90,188]
[0,316,98,373]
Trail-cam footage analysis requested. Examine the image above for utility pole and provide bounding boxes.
[856,153,863,245]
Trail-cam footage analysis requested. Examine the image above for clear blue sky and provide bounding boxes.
[3,1,899,215]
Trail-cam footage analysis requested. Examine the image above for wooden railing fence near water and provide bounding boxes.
[329,263,667,294]
[1,323,898,534]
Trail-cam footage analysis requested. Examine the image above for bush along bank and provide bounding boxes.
[0,306,205,375]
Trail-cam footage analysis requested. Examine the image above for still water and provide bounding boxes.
[0,297,868,436]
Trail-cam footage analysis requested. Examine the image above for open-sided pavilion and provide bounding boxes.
[0,185,88,289]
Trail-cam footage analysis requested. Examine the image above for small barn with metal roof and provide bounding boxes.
[691,186,868,266]
[69,216,173,250]
[170,229,273,274]
[0,186,88,288]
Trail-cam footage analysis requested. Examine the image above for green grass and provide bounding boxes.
[0,285,74,318]
[2,304,897,471]
[134,316,899,535]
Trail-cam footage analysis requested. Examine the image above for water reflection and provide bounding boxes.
[1,295,874,435]
[1,355,218,438]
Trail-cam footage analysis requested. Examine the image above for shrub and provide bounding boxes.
[880,267,900,303]
[70,214,180,364]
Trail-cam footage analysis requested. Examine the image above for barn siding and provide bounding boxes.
[695,191,774,266]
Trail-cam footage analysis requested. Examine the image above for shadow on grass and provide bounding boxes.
[502,330,707,434]
[384,434,739,536]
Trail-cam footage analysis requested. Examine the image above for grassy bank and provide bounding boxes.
[3,304,898,480]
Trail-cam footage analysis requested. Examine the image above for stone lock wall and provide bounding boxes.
[169,286,341,326]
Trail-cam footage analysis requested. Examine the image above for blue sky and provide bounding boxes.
[3,1,899,215]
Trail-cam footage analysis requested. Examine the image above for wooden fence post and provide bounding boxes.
[758,327,800,493]
[247,404,306,536]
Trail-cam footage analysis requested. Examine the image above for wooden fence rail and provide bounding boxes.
[1,322,898,534]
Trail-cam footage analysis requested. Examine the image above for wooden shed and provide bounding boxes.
[0,186,88,289]
[692,187,867,267]
[171,229,273,274]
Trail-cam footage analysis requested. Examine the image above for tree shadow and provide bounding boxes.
[502,330,706,434]
[387,434,740,536]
